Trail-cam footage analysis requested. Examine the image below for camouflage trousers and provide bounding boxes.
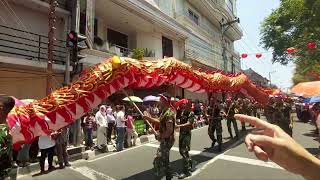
[179,132,192,173]
[153,139,174,179]
[278,122,293,137]
[227,117,239,138]
[208,120,222,145]
[252,111,261,119]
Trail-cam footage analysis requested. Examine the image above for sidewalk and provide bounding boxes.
[15,133,158,177]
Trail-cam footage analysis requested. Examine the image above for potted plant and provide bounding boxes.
[132,48,144,60]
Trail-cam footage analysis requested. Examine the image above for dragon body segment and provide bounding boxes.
[7,57,268,145]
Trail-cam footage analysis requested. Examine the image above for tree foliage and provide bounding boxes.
[260,0,320,83]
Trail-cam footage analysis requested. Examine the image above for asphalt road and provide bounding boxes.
[18,115,319,180]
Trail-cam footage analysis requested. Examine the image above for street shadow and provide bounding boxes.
[305,147,319,156]
[31,167,59,177]
[32,172,45,177]
[302,129,318,138]
[8,168,18,180]
[123,130,247,180]
[123,153,213,180]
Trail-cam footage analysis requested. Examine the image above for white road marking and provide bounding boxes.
[145,143,282,170]
[144,143,216,158]
[87,126,208,163]
[219,155,283,169]
[70,166,116,180]
[87,142,147,162]
[186,137,245,179]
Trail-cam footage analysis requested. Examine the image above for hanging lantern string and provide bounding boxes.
[240,51,273,55]
[241,41,318,57]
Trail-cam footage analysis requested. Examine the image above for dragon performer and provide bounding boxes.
[6,56,269,147]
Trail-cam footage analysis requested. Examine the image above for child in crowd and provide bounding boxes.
[83,112,96,150]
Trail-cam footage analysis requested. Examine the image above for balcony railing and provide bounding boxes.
[109,44,132,57]
[0,24,67,65]
[185,49,200,60]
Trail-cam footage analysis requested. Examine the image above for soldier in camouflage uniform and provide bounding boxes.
[0,96,15,179]
[207,100,223,152]
[246,99,253,117]
[206,99,214,144]
[265,96,276,124]
[272,97,293,137]
[143,94,176,180]
[225,99,239,139]
[252,101,261,119]
[282,99,293,137]
[274,97,293,137]
[236,98,246,131]
[176,100,195,179]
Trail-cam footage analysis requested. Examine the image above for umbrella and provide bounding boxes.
[122,96,143,103]
[171,97,179,101]
[175,99,189,107]
[291,81,320,97]
[143,95,160,102]
[11,96,26,107]
[303,98,311,103]
[309,96,320,103]
[21,99,35,105]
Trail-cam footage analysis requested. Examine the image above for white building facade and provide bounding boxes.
[78,0,242,102]
[0,0,242,102]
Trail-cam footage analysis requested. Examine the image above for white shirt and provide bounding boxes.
[107,114,115,123]
[95,111,108,127]
[38,135,56,150]
[116,111,126,127]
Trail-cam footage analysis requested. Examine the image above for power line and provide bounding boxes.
[2,0,37,42]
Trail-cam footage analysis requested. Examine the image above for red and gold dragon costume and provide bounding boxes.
[7,56,269,146]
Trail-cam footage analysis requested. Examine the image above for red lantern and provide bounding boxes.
[241,53,248,58]
[307,42,316,49]
[256,53,262,58]
[287,47,296,53]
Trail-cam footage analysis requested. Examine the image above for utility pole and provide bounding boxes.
[46,0,58,95]
[221,18,240,73]
[269,71,276,87]
[220,18,239,101]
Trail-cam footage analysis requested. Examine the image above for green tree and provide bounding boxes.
[260,0,320,83]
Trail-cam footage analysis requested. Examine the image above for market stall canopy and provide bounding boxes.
[123,96,143,103]
[143,95,160,102]
[305,96,320,103]
[291,81,320,97]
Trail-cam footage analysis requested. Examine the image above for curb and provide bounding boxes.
[16,134,156,176]
[17,127,208,177]
[84,134,154,160]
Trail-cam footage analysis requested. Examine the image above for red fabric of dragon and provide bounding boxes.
[7,56,269,146]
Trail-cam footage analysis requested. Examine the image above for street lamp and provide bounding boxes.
[269,71,276,87]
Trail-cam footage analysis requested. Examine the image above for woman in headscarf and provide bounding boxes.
[95,105,108,150]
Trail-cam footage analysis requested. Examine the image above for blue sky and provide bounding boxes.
[234,0,295,92]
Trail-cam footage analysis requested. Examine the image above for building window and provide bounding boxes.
[94,18,98,36]
[107,28,128,48]
[79,0,87,35]
[188,9,199,25]
[162,36,173,58]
